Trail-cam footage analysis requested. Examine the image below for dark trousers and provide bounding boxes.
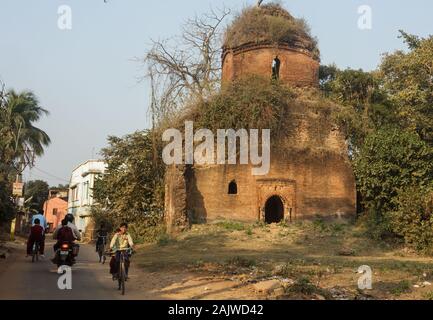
[109,252,130,276]
[27,235,44,255]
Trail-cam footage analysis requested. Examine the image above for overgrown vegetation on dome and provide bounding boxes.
[164,75,337,156]
[224,3,320,60]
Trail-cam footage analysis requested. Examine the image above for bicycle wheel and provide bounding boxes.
[119,261,125,295]
[32,244,38,263]
[100,244,105,263]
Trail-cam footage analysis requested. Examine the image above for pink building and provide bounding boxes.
[43,189,68,232]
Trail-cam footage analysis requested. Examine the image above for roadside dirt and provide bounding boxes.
[133,220,433,300]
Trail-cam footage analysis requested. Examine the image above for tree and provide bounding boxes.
[353,128,433,215]
[380,32,433,144]
[387,186,433,252]
[0,88,51,175]
[24,180,49,212]
[321,66,396,155]
[143,7,231,128]
[0,83,50,222]
[93,130,165,229]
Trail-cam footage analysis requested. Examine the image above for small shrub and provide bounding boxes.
[288,277,332,299]
[226,256,256,268]
[390,280,411,296]
[358,209,394,241]
[273,263,295,278]
[387,186,433,252]
[423,291,433,300]
[245,227,254,236]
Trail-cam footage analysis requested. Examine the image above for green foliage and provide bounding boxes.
[358,209,394,241]
[92,130,165,241]
[0,180,16,223]
[322,67,395,152]
[390,280,412,296]
[354,128,433,214]
[24,180,49,212]
[224,3,319,59]
[193,76,294,135]
[380,33,433,144]
[216,220,246,231]
[0,89,50,222]
[387,187,433,252]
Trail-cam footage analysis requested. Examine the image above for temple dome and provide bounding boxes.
[223,4,320,61]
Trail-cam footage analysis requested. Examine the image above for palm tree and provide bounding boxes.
[0,90,51,172]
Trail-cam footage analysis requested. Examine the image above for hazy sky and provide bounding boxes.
[0,0,431,186]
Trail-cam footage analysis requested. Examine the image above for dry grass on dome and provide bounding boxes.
[224,3,320,60]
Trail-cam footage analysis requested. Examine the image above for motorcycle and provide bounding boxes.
[55,242,75,267]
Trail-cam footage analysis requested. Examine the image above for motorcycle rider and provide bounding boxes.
[53,213,81,259]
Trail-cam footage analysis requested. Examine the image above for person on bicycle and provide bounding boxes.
[31,210,48,257]
[95,223,108,252]
[26,218,44,258]
[109,223,134,280]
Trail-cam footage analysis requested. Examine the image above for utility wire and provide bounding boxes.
[32,166,70,183]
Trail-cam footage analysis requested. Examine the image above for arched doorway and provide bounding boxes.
[265,196,284,224]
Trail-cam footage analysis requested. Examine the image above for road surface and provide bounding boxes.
[0,240,144,300]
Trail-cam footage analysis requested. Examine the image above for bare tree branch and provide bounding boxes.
[143,7,231,128]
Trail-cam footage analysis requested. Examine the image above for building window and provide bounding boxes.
[272,56,281,80]
[71,186,78,202]
[82,181,89,203]
[228,180,238,195]
[53,208,58,216]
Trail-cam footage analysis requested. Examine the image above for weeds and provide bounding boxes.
[226,256,256,268]
[216,220,246,231]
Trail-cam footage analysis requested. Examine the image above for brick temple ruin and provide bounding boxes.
[164,5,356,232]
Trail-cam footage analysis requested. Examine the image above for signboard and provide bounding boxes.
[12,182,24,197]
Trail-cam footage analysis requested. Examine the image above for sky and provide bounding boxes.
[0,0,432,186]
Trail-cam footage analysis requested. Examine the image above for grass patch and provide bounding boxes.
[226,256,256,268]
[216,220,246,231]
[390,280,412,296]
[287,277,332,299]
[157,233,176,246]
[423,291,433,300]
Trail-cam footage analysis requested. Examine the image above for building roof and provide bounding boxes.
[223,3,320,60]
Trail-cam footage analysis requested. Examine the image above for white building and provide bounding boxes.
[68,160,107,233]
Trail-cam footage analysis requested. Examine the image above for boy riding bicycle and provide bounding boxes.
[26,218,44,258]
[109,223,134,280]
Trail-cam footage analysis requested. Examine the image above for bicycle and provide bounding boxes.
[115,248,132,296]
[96,236,107,264]
[32,242,40,263]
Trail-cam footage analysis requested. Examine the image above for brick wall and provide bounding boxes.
[222,44,319,87]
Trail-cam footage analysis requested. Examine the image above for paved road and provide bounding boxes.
[0,240,144,300]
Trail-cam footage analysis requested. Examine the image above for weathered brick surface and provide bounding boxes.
[164,36,356,228]
[222,44,319,87]
[185,152,356,223]
[164,164,189,233]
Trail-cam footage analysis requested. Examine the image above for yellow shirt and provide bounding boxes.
[110,233,134,251]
